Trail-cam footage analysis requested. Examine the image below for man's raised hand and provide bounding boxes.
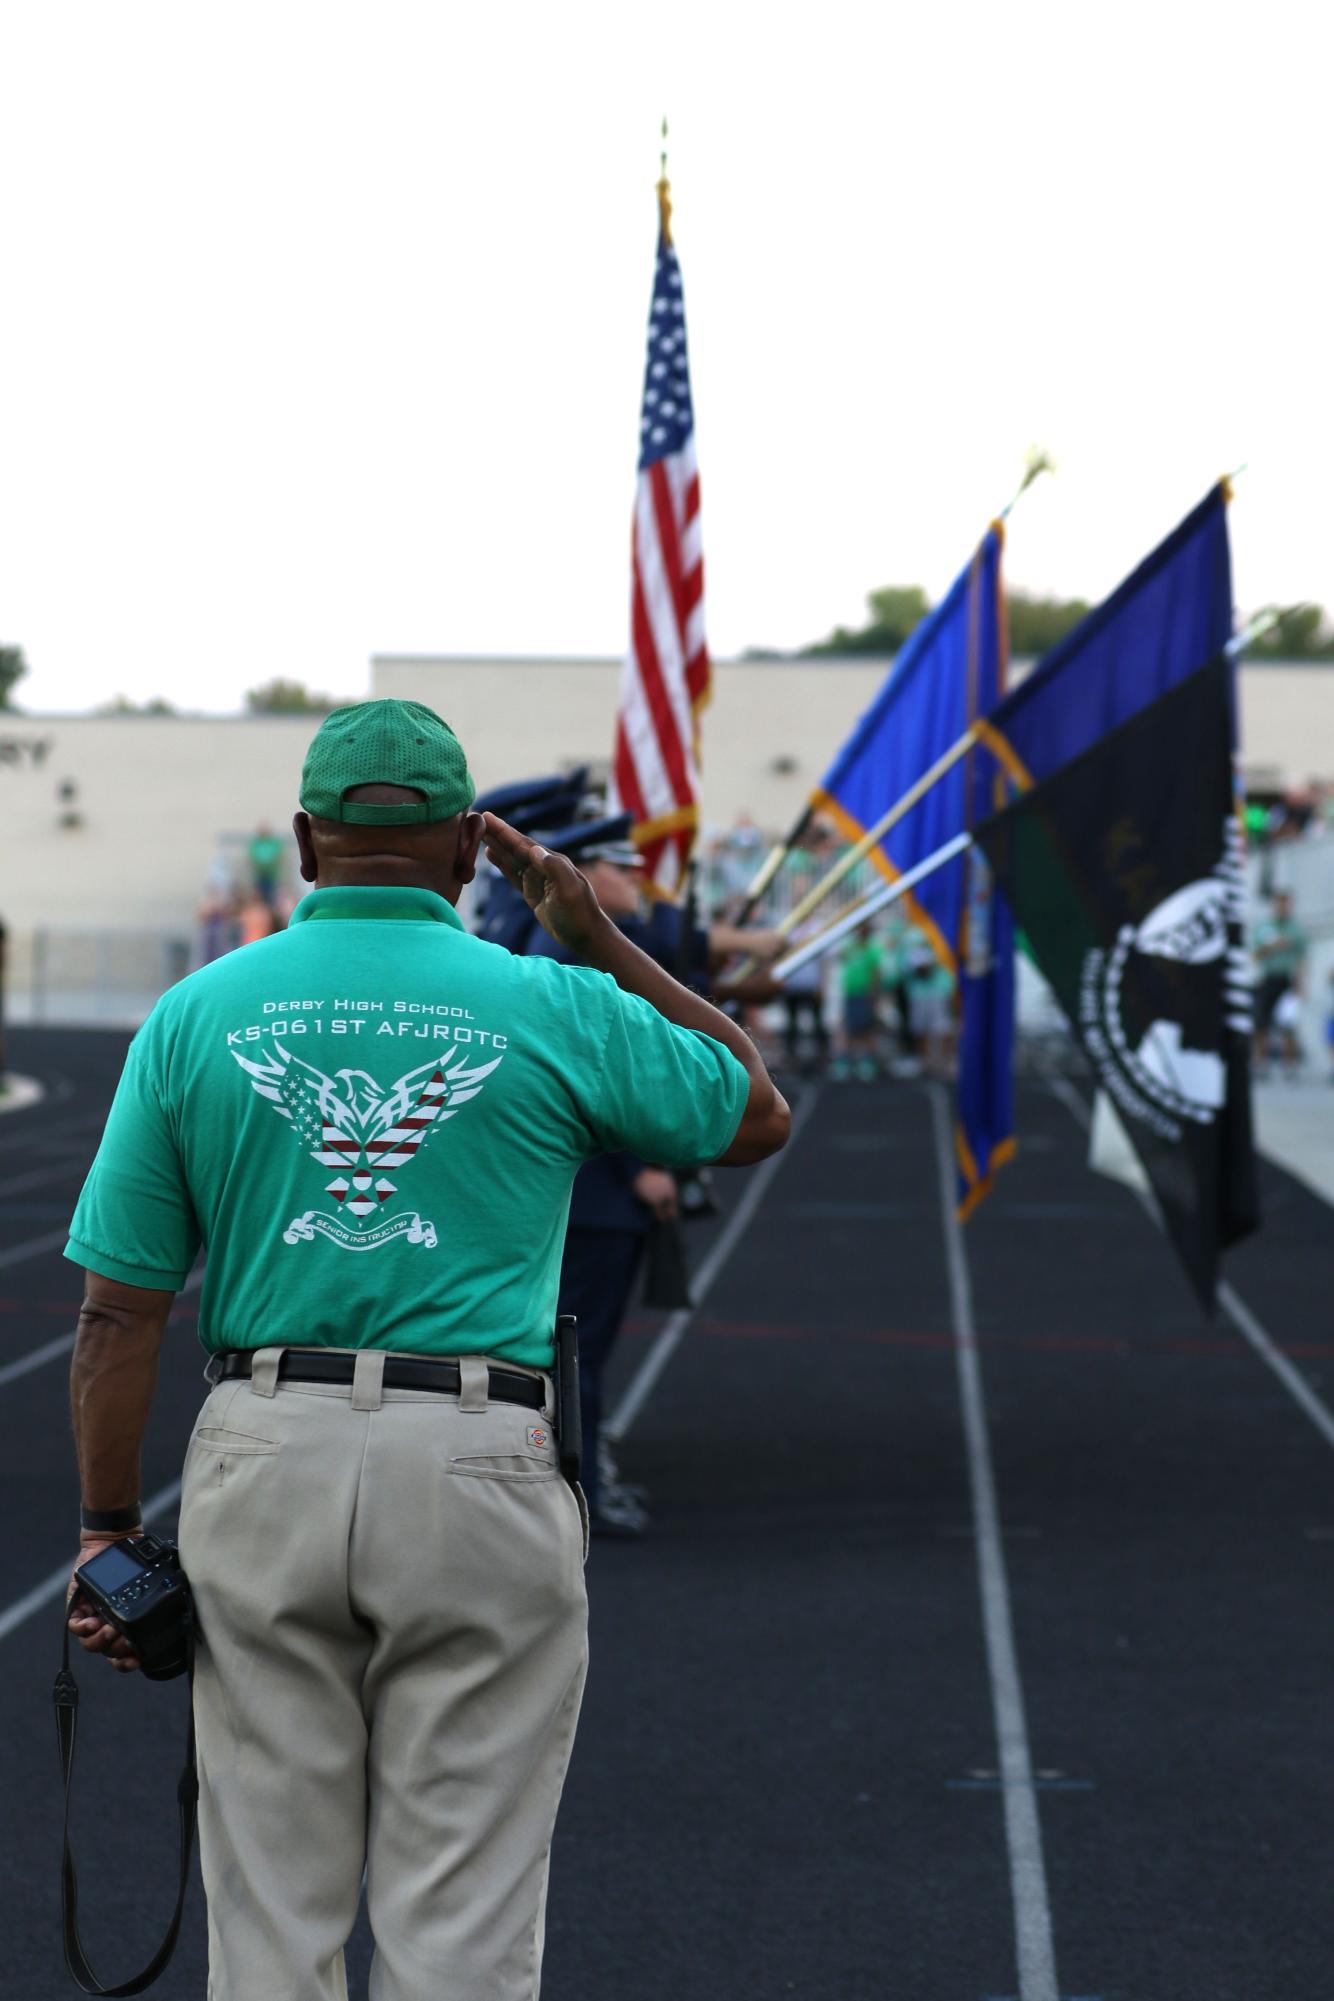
[481,814,608,954]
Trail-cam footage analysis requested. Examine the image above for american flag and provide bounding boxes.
[609,182,710,893]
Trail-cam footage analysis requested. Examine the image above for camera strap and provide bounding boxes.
[52,1619,199,1996]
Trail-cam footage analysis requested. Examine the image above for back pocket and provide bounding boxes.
[448,1413,559,1482]
[193,1425,280,1457]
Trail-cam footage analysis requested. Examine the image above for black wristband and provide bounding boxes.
[80,1504,144,1533]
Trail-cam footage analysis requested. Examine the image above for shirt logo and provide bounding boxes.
[230,1045,504,1252]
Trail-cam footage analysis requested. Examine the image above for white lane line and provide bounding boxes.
[928,1084,1061,2001]
[0,1108,94,1155]
[1217,1281,1334,1454]
[0,1228,70,1271]
[1047,1078,1334,1460]
[0,1330,81,1390]
[605,1086,820,1442]
[0,1266,205,1392]
[0,1477,184,1645]
[0,1157,96,1200]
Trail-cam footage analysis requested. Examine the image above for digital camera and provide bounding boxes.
[73,1532,193,1681]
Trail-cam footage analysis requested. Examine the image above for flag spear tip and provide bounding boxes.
[657,115,672,244]
[998,446,1054,521]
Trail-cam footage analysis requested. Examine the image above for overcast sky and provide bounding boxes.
[1,1,1326,715]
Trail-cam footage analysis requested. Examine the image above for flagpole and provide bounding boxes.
[735,810,814,921]
[728,726,981,978]
[1227,601,1311,655]
[734,452,1050,928]
[769,609,1285,983]
[771,832,973,982]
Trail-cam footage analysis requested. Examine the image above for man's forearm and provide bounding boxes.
[70,1304,169,1511]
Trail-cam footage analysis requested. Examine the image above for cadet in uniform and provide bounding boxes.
[526,815,784,1534]
[64,700,790,2001]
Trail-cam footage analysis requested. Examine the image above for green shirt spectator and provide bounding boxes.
[249,825,285,901]
[1252,910,1307,982]
[841,934,883,998]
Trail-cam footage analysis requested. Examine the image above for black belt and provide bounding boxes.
[213,1350,545,1410]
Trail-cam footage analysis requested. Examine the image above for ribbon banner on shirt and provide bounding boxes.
[283,1210,439,1252]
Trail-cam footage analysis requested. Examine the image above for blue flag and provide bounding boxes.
[955,826,1016,1219]
[812,526,1006,970]
[960,481,1235,1218]
[810,528,1014,1215]
[979,481,1234,786]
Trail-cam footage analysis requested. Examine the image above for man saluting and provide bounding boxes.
[65,699,789,2001]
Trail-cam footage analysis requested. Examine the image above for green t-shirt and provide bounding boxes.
[66,886,749,1369]
[1252,915,1307,981]
[249,834,284,877]
[841,938,882,998]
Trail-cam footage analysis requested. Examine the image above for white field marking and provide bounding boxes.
[0,1330,82,1391]
[0,1266,205,1392]
[928,1084,1061,2001]
[0,1228,71,1271]
[605,1086,820,1442]
[1218,1282,1334,1455]
[0,1476,183,1646]
[1047,1077,1334,1459]
[0,1074,45,1117]
[0,1156,99,1200]
[0,1107,95,1156]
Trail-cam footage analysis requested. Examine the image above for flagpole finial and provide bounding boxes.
[1000,446,1054,522]
[1220,463,1247,503]
[657,115,673,245]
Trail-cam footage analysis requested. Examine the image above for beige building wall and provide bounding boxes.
[370,655,890,830]
[0,715,315,992]
[1,657,1330,1004]
[1234,667,1334,791]
[374,653,1334,814]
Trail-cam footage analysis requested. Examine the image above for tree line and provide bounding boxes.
[0,652,346,715]
[793,590,1334,661]
[5,598,1334,717]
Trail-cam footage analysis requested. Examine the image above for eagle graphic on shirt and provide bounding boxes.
[230,1043,503,1243]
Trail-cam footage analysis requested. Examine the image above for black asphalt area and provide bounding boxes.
[1,1026,1331,2000]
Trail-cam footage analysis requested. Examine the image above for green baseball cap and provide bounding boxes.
[299,700,475,825]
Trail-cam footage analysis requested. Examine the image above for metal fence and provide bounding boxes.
[10,929,192,1028]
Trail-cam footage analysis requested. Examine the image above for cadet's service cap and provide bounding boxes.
[300,700,475,826]
[535,812,644,870]
[474,770,592,835]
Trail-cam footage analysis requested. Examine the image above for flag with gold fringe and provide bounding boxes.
[811,526,1015,1214]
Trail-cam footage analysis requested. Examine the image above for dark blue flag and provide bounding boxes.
[979,481,1234,786]
[974,655,1258,1307]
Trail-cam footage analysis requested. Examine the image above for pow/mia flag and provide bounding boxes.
[973,653,1259,1308]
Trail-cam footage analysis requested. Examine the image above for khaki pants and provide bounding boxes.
[177,1349,589,2001]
